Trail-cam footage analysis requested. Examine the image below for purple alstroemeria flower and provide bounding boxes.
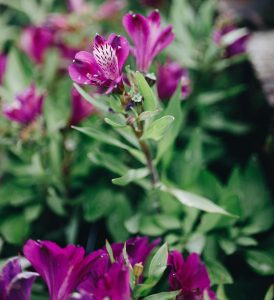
[122,10,174,73]
[0,53,7,85]
[111,236,160,266]
[213,23,250,58]
[3,83,44,125]
[168,251,216,300]
[69,34,129,93]
[157,60,191,100]
[0,257,38,300]
[23,240,98,300]
[69,87,94,125]
[21,26,54,64]
[77,250,131,300]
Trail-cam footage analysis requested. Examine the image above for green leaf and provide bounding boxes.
[4,48,31,95]
[83,189,114,222]
[206,260,233,285]
[112,168,149,186]
[162,186,233,216]
[245,250,274,276]
[141,116,175,141]
[264,285,274,300]
[47,188,66,216]
[0,215,30,245]
[24,205,42,222]
[143,291,180,300]
[135,72,157,111]
[73,83,109,112]
[106,194,132,241]
[73,126,145,164]
[104,117,127,128]
[148,243,168,278]
[139,110,162,122]
[157,87,184,160]
[105,240,115,263]
[236,237,258,247]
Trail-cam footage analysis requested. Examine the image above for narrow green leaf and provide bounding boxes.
[245,250,274,276]
[104,116,127,128]
[143,291,180,300]
[264,285,274,300]
[141,116,175,141]
[148,243,168,278]
[105,240,115,263]
[112,168,149,186]
[73,83,109,112]
[157,87,184,160]
[73,126,145,164]
[206,260,233,285]
[135,72,157,111]
[162,186,233,216]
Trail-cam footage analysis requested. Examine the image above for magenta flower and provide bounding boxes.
[96,0,126,20]
[213,23,250,58]
[69,87,94,125]
[69,34,129,93]
[157,60,191,100]
[77,249,131,300]
[0,258,38,300]
[23,240,97,300]
[122,10,174,72]
[111,236,160,266]
[168,251,216,300]
[0,53,7,85]
[3,83,44,125]
[21,26,54,64]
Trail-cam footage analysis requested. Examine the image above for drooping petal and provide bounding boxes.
[7,272,39,300]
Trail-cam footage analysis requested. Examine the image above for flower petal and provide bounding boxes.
[122,13,149,71]
[108,34,129,71]
[7,272,38,300]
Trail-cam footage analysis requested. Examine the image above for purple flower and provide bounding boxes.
[77,250,131,300]
[111,236,160,266]
[168,251,216,300]
[69,34,129,93]
[21,26,54,64]
[69,87,94,125]
[3,83,44,125]
[96,0,126,20]
[157,60,191,100]
[213,23,250,58]
[0,53,7,85]
[23,240,97,300]
[122,10,174,72]
[0,257,38,300]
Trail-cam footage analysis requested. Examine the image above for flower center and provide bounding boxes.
[93,43,119,80]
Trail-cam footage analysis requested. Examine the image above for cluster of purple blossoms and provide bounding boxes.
[0,237,215,300]
[69,9,189,101]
